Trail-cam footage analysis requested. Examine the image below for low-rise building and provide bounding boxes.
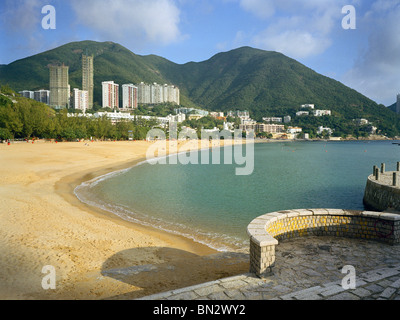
[368,125,378,134]
[167,113,186,123]
[175,108,209,116]
[296,111,309,116]
[227,110,250,120]
[284,116,291,123]
[239,123,257,132]
[95,111,133,124]
[256,123,285,133]
[313,110,332,117]
[263,117,282,123]
[317,126,333,135]
[354,118,369,125]
[287,127,303,134]
[210,112,225,118]
[188,114,205,121]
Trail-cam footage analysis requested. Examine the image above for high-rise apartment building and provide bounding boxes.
[82,54,94,110]
[34,90,50,105]
[19,90,50,105]
[170,85,180,105]
[102,81,119,109]
[72,88,89,112]
[136,82,179,105]
[151,83,163,104]
[49,64,70,109]
[19,90,34,99]
[138,82,151,104]
[163,84,169,103]
[122,84,138,110]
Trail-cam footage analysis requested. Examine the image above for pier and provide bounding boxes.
[364,162,400,212]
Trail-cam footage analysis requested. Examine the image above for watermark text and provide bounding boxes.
[42,5,56,30]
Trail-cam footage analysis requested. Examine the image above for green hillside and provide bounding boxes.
[0,41,182,107]
[157,47,393,124]
[0,40,399,135]
[389,103,397,113]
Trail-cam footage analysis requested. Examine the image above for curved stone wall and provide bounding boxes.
[364,174,400,212]
[247,209,400,277]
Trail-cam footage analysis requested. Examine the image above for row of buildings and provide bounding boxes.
[101,81,180,111]
[69,111,186,127]
[260,105,332,124]
[224,110,303,138]
[296,110,332,117]
[19,89,50,105]
[49,57,94,111]
[19,54,180,112]
[20,55,94,111]
[172,108,303,137]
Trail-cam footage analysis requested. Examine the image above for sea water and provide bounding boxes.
[75,140,400,252]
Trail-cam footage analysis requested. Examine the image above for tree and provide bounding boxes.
[0,104,23,137]
[0,84,16,96]
[0,128,13,140]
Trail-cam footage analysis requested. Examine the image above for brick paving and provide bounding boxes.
[138,236,400,300]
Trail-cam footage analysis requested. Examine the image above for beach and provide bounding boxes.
[0,140,248,300]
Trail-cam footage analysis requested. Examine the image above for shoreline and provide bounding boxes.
[56,153,218,256]
[72,140,251,253]
[0,140,249,300]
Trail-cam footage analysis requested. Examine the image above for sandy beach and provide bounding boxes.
[0,140,248,300]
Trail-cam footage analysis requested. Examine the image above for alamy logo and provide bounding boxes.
[146,123,255,176]
[42,5,56,30]
[342,5,356,30]
[341,265,356,290]
[41,265,56,290]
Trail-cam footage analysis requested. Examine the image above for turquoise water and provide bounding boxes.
[75,140,400,252]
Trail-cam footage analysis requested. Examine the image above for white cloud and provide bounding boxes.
[342,1,400,105]
[0,0,47,61]
[234,0,399,105]
[239,0,275,19]
[236,0,351,59]
[1,0,42,34]
[254,29,332,59]
[70,0,183,46]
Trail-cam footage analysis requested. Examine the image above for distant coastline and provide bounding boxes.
[254,135,396,143]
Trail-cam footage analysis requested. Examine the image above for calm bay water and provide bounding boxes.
[75,140,400,252]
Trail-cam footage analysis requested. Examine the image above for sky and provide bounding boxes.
[0,0,399,106]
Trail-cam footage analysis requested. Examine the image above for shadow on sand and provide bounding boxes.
[101,247,249,299]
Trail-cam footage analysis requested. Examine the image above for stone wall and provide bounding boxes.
[247,209,400,277]
[364,163,400,212]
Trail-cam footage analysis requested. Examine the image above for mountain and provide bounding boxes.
[388,102,397,113]
[150,46,391,120]
[0,40,398,125]
[0,41,195,108]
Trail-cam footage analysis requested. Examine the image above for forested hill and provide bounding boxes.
[0,40,398,126]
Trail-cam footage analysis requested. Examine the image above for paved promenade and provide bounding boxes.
[138,236,400,300]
